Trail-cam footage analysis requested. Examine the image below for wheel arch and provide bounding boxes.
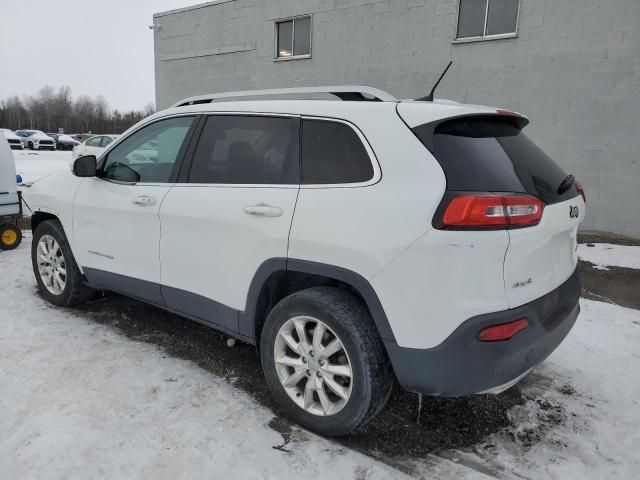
[31,211,60,232]
[240,259,396,346]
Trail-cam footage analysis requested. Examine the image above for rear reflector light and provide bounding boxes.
[442,194,544,229]
[576,181,586,202]
[478,318,529,342]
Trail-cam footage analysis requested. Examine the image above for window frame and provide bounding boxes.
[96,114,198,186]
[274,14,312,61]
[300,116,381,189]
[175,112,380,189]
[453,0,521,43]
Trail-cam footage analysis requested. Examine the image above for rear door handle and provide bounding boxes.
[243,204,284,217]
[132,195,156,206]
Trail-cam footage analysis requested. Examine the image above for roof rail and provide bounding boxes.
[171,86,397,107]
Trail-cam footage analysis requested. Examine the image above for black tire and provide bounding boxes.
[260,287,393,436]
[28,141,34,150]
[31,219,95,307]
[0,224,22,250]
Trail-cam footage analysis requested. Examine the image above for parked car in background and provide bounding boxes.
[71,135,118,160]
[26,86,586,437]
[47,134,80,151]
[0,128,25,150]
[15,130,56,150]
[72,133,94,143]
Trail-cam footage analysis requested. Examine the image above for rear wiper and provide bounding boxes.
[557,174,575,195]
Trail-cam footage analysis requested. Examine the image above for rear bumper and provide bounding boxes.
[385,268,580,396]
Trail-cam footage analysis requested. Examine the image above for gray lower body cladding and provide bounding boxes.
[385,268,581,396]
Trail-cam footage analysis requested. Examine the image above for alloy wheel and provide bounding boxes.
[274,316,353,416]
[36,235,67,295]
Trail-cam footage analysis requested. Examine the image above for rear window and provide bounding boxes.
[412,116,579,204]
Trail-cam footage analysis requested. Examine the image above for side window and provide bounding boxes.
[188,115,298,185]
[86,137,102,147]
[101,136,114,147]
[101,116,194,183]
[301,119,374,185]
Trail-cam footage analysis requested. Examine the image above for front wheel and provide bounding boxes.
[31,220,95,307]
[260,287,393,436]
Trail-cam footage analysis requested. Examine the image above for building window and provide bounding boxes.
[456,0,520,41]
[275,16,311,59]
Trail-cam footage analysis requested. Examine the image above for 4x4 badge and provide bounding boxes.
[569,206,579,219]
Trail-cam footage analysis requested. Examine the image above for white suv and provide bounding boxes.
[26,86,585,436]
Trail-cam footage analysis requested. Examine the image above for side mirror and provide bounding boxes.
[73,155,97,177]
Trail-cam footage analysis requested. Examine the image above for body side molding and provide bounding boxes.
[83,259,395,346]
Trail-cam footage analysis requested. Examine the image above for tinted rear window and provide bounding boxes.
[301,120,374,184]
[413,117,578,204]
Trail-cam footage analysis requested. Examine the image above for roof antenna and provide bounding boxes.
[417,60,453,102]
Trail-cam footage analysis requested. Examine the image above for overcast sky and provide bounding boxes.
[0,0,195,111]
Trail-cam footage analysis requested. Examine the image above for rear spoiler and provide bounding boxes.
[409,113,530,152]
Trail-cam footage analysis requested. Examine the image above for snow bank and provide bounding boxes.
[578,243,640,270]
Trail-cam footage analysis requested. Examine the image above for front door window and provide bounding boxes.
[101,116,194,183]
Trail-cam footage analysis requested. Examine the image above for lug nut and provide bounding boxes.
[306,369,311,376]
[316,371,322,378]
[318,360,324,366]
[309,350,314,357]
[302,357,307,363]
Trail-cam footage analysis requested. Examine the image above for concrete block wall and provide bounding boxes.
[154,0,640,237]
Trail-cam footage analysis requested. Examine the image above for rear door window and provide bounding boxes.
[188,115,299,185]
[301,119,374,184]
[412,116,579,204]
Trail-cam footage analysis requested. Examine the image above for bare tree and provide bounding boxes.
[0,86,153,134]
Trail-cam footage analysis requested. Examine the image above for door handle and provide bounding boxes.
[243,204,284,217]
[131,195,156,206]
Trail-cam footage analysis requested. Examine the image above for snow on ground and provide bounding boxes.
[12,149,71,184]
[0,240,411,480]
[578,242,640,271]
[2,240,639,479]
[464,299,640,479]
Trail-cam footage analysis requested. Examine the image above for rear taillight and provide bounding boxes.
[441,194,544,229]
[478,318,529,342]
[576,181,586,202]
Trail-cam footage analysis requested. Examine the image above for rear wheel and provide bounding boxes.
[31,220,95,307]
[260,287,393,436]
[0,224,22,250]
